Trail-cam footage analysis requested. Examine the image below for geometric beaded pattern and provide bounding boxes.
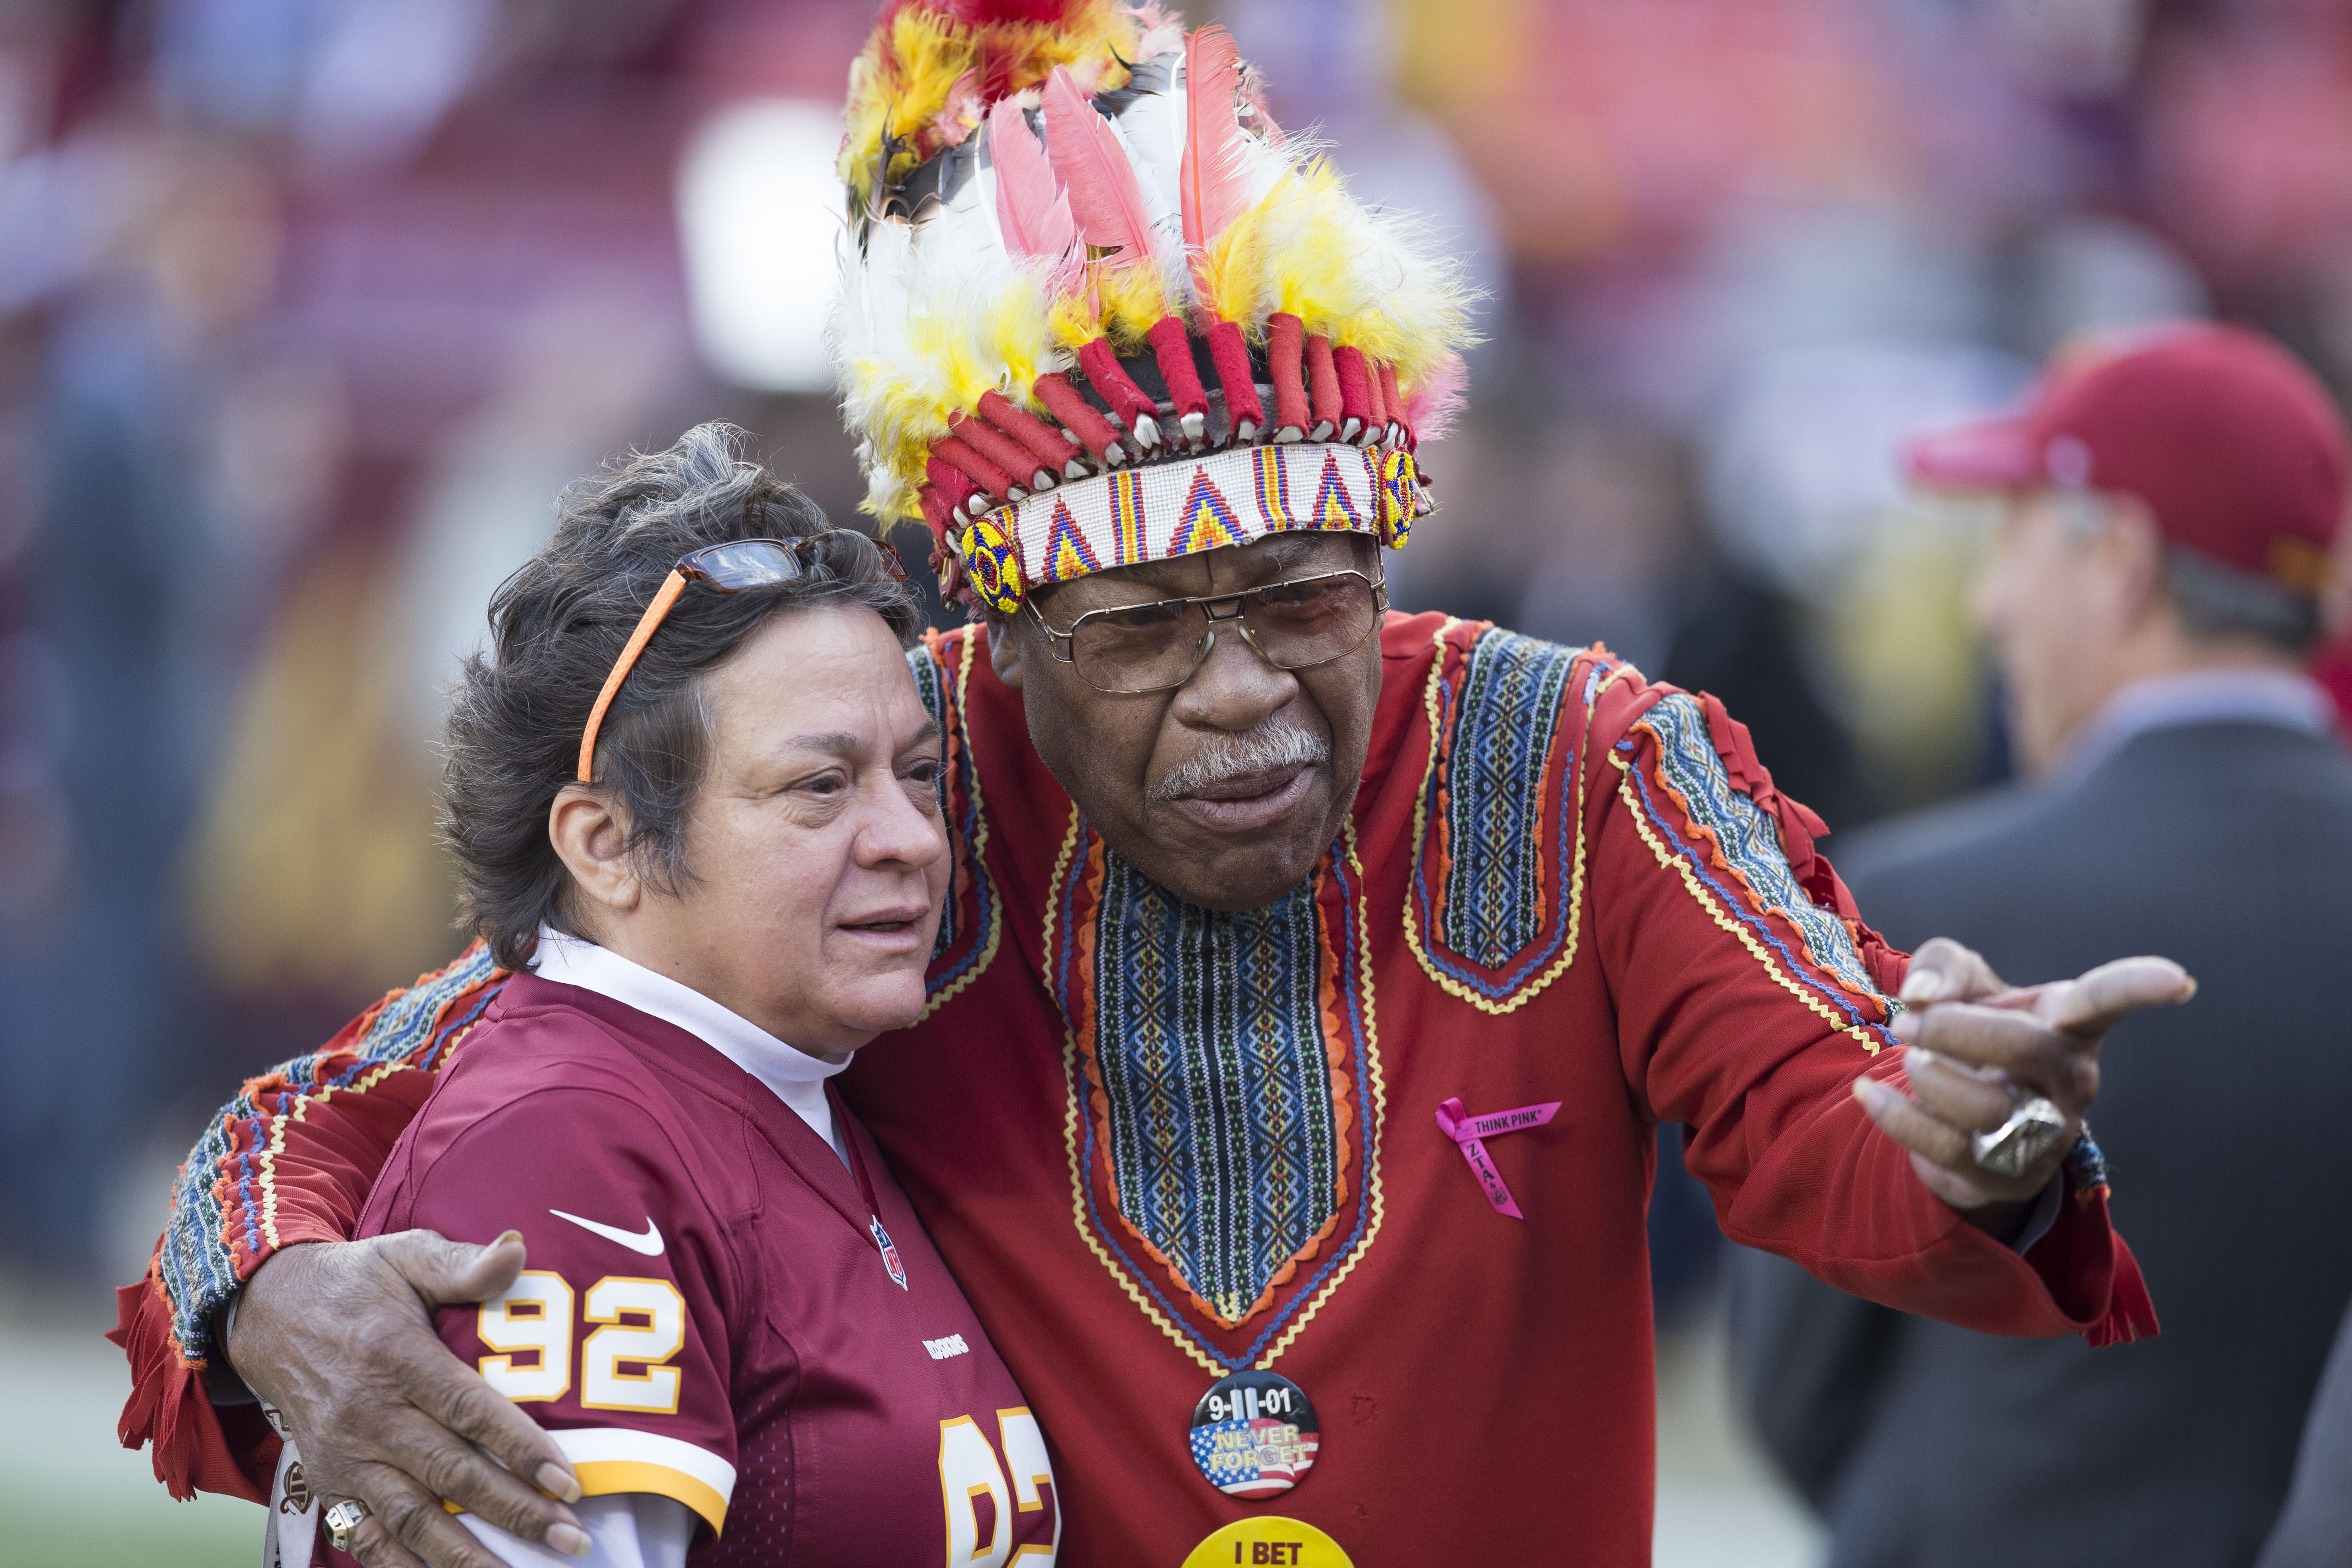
[1436,630,1579,966]
[1635,692,1880,999]
[1405,624,1601,1012]
[979,442,1419,599]
[160,942,507,1358]
[907,636,1000,1015]
[1086,851,1343,1329]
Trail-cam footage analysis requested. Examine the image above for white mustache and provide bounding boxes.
[1151,723,1331,803]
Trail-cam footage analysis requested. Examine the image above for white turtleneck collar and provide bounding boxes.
[530,926,850,1165]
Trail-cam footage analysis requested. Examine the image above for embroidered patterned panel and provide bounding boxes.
[161,944,506,1358]
[1634,693,1880,999]
[1091,856,1342,1327]
[909,632,1000,1018]
[1053,823,1382,1373]
[1406,626,1599,1012]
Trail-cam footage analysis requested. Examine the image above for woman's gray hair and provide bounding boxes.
[442,422,922,971]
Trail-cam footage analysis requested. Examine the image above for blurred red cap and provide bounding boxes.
[1906,323,2349,593]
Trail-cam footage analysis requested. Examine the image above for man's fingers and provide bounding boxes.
[402,1362,588,1537]
[1852,1076,1972,1168]
[1902,1046,2013,1134]
[1897,936,2009,1007]
[342,1506,430,1568]
[1895,1002,2097,1105]
[2049,956,2196,1037]
[345,1463,515,1568]
[376,1229,529,1309]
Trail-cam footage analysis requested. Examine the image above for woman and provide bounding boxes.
[319,426,1057,1565]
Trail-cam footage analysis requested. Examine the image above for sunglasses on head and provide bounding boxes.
[575,532,907,783]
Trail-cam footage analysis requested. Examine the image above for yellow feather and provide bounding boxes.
[1048,292,1099,351]
[839,2,1143,213]
[1199,189,1278,326]
[1095,264,1167,348]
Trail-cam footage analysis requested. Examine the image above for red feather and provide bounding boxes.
[989,98,1077,270]
[1180,26,1250,258]
[1041,65,1157,268]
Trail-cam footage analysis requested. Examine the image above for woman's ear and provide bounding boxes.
[549,784,642,923]
[986,612,1024,691]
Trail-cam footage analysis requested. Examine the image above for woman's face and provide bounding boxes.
[627,603,950,1052]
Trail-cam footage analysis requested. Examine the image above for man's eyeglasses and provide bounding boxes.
[577,532,906,782]
[1024,568,1386,694]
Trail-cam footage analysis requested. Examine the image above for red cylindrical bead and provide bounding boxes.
[1378,362,1409,446]
[917,485,955,548]
[1333,345,1374,443]
[926,455,979,513]
[951,412,1046,489]
[1147,316,1210,423]
[1305,333,1342,439]
[931,436,1016,500]
[1031,373,1124,462]
[1267,313,1309,438]
[1077,338,1161,436]
[1205,319,1265,439]
[978,391,1084,471]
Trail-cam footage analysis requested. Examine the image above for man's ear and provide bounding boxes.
[986,612,1025,691]
[2102,494,2171,625]
[549,784,642,923]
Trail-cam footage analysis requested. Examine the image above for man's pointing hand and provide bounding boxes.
[1852,937,2196,1232]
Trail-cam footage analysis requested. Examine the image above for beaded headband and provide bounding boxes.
[831,0,1474,612]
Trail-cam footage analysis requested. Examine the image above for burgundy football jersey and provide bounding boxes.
[348,973,1060,1565]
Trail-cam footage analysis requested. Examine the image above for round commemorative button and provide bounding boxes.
[1181,1516,1354,1568]
[1188,1370,1320,1499]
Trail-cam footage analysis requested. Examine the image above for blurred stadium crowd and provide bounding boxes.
[3,0,2351,1352]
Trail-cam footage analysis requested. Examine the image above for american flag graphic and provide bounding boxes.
[1187,1417,1321,1499]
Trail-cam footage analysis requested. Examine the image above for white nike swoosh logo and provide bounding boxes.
[547,1210,665,1256]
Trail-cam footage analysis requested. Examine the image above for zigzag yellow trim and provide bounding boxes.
[1611,752,1878,1054]
[1402,627,1635,1015]
[915,632,1002,1025]
[258,1058,416,1252]
[1049,805,1227,1377]
[1254,818,1385,1370]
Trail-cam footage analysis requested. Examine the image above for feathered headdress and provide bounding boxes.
[832,0,1475,612]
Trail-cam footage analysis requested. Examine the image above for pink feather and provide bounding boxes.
[1180,26,1251,259]
[1403,354,1471,443]
[989,98,1077,273]
[1040,65,1157,269]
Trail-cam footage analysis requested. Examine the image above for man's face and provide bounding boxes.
[1969,489,2133,777]
[992,531,1385,911]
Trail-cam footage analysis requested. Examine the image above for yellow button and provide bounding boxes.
[1182,1516,1354,1568]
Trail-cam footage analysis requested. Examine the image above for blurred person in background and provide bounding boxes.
[1727,323,2352,1568]
[2259,1294,2352,1567]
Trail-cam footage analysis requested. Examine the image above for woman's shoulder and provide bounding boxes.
[359,981,760,1319]
[404,974,746,1172]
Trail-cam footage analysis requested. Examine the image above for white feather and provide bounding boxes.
[1105,54,1194,309]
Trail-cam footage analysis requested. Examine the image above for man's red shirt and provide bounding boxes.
[116,615,2151,1566]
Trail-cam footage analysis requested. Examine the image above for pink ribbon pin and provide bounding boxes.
[1435,1097,1561,1220]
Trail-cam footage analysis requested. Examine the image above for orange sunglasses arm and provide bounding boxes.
[576,569,687,782]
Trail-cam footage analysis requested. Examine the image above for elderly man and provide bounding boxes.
[114,5,2185,1566]
[1729,323,2352,1568]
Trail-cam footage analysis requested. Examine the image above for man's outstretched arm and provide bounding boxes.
[1593,679,2185,1337]
[113,945,593,1566]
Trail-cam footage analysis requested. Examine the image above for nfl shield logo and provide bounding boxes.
[870,1215,908,1290]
